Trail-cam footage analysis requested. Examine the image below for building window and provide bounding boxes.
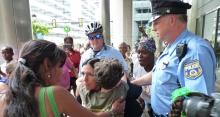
[195,16,204,37]
[143,8,151,13]
[136,8,151,14]
[203,11,217,47]
[137,9,142,13]
[215,9,220,69]
[216,9,220,51]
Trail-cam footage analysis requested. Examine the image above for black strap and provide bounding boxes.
[129,62,134,78]
[176,43,188,88]
[176,43,187,62]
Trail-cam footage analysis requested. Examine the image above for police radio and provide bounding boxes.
[176,43,187,62]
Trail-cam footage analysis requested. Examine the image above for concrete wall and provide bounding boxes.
[123,0,133,47]
[102,0,111,45]
[110,0,123,47]
[110,0,132,48]
[0,0,32,62]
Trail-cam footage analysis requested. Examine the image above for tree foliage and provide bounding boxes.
[145,26,155,38]
[32,21,51,35]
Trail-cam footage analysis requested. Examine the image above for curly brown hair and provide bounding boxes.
[94,58,123,90]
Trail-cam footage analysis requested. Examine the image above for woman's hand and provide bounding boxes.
[169,96,184,117]
[111,97,125,116]
[76,77,83,87]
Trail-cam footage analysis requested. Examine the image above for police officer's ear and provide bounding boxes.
[168,15,177,26]
[174,15,183,25]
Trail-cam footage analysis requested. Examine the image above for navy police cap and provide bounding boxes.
[150,0,192,22]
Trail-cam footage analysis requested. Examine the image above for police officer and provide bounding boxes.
[79,22,128,77]
[131,0,216,116]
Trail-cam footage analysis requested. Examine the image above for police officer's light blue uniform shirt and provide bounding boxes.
[151,29,216,115]
[79,45,128,77]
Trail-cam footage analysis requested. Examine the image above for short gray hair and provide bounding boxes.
[177,14,188,23]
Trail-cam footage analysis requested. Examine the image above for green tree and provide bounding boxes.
[32,21,51,39]
[145,26,155,38]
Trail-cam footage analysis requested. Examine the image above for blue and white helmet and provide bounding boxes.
[85,22,103,36]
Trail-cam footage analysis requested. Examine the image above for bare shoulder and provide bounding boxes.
[50,86,94,116]
[47,86,75,113]
[44,86,74,104]
[0,93,7,115]
[50,85,71,97]
[0,83,8,91]
[0,83,8,117]
[0,83,8,97]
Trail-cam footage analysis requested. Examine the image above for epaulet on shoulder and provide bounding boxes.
[187,35,205,49]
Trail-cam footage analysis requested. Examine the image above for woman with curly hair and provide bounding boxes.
[78,58,128,117]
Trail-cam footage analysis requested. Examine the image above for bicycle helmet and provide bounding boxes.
[85,22,103,36]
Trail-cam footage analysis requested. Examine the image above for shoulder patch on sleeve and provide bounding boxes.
[184,60,203,79]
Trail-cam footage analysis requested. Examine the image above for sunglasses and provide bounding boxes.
[88,34,103,40]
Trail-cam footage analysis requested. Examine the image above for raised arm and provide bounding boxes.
[131,71,152,86]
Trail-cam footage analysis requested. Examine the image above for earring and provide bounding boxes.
[47,74,51,78]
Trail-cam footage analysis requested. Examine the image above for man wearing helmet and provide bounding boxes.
[79,22,128,78]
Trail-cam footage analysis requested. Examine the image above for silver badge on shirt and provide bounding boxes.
[160,60,169,70]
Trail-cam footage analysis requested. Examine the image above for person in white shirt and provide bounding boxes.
[134,38,156,117]
[0,47,16,79]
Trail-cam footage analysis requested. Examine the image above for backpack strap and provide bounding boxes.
[47,87,60,117]
[38,87,47,117]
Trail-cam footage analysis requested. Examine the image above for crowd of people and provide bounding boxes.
[0,0,217,117]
